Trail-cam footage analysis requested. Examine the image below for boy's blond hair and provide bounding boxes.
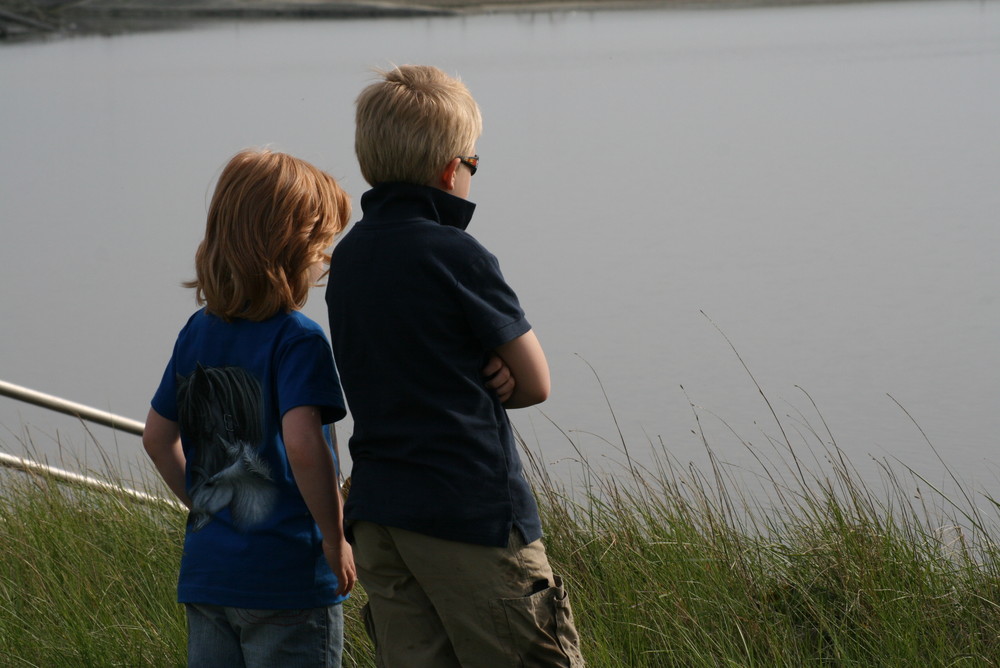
[355,65,483,187]
[186,149,351,322]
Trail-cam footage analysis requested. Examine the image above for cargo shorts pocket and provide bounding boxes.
[489,575,584,667]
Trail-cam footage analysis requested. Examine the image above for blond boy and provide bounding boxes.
[325,65,584,667]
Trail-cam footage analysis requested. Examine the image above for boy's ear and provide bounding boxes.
[436,157,462,192]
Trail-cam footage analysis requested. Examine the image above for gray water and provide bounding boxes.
[2,1,998,499]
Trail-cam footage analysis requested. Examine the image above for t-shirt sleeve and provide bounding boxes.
[454,247,531,350]
[150,348,179,421]
[274,331,347,424]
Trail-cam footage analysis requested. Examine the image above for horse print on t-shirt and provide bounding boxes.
[176,363,277,531]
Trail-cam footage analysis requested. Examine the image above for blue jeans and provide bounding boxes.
[185,603,344,668]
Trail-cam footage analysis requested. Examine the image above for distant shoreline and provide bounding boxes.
[1,0,879,41]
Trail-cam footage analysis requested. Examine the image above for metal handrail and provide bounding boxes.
[0,451,183,509]
[0,379,145,436]
[0,379,183,510]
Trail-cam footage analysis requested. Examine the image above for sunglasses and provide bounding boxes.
[457,154,479,176]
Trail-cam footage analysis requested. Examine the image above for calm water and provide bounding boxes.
[2,1,998,499]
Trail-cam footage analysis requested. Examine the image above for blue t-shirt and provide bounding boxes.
[150,308,348,609]
[325,183,542,548]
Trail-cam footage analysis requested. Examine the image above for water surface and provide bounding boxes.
[1,0,998,498]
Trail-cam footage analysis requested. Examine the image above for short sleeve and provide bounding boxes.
[150,348,179,421]
[454,250,531,350]
[274,331,347,424]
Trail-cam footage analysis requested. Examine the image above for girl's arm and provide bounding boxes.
[282,405,356,596]
[142,407,192,507]
[493,329,550,409]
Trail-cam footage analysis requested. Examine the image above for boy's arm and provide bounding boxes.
[483,354,515,403]
[493,329,551,409]
[282,405,356,596]
[142,408,192,507]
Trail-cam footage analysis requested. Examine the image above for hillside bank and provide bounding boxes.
[1,0,855,40]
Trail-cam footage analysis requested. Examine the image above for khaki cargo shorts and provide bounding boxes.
[352,521,584,667]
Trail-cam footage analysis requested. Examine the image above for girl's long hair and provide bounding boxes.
[186,149,351,321]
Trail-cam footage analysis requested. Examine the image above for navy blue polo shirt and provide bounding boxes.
[325,183,542,548]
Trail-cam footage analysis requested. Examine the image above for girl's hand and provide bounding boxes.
[323,537,357,596]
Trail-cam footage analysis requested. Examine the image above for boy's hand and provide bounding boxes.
[483,354,515,403]
[323,536,357,596]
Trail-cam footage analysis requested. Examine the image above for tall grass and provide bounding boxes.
[522,383,1000,667]
[3,396,1000,666]
[0,465,185,666]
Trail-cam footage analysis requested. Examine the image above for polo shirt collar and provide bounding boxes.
[359,182,476,231]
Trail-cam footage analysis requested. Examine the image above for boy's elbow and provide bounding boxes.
[522,391,549,407]
[533,381,551,404]
[520,366,551,406]
[533,366,552,403]
[507,380,550,408]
